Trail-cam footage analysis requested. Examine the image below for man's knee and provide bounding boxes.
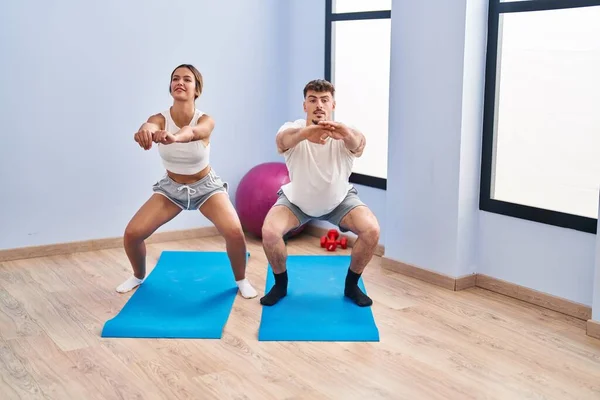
[261,216,285,246]
[262,227,286,248]
[358,216,380,246]
[364,222,380,243]
[262,205,301,245]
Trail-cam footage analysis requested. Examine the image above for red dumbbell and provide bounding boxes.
[320,229,348,251]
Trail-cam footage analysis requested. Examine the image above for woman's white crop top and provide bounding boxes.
[157,108,210,175]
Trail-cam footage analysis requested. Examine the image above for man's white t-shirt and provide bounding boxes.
[278,119,355,217]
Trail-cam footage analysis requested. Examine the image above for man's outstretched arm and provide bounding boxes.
[276,122,328,153]
[318,121,365,157]
[348,131,366,157]
[276,127,308,153]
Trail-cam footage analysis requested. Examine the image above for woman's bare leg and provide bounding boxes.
[117,194,182,293]
[199,192,257,298]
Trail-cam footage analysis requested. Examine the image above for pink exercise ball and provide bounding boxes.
[235,162,305,239]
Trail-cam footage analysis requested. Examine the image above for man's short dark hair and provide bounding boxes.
[303,79,335,98]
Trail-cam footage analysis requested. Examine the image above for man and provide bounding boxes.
[260,79,381,307]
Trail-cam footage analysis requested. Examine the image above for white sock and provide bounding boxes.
[116,275,144,293]
[236,278,257,299]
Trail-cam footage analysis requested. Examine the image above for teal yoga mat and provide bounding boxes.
[101,250,241,339]
[258,255,380,342]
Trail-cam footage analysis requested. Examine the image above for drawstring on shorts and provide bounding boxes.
[177,185,197,210]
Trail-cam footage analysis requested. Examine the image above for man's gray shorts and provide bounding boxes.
[274,186,365,232]
[152,169,228,210]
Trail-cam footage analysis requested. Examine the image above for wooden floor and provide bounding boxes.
[0,234,599,400]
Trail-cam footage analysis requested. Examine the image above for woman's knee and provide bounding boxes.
[124,223,150,244]
[222,222,246,244]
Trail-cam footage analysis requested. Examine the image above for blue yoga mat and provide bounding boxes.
[101,250,242,339]
[258,255,379,342]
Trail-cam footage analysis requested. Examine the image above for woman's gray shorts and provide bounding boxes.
[152,169,228,210]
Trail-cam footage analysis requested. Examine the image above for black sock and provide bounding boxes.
[260,270,288,306]
[344,269,372,307]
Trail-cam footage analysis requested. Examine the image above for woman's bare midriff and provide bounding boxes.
[166,164,211,184]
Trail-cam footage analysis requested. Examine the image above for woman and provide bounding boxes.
[117,64,257,299]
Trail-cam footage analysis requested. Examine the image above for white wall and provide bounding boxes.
[479,213,596,306]
[457,0,489,277]
[0,0,286,250]
[286,0,326,123]
[385,0,474,277]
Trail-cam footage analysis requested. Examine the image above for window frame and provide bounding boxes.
[479,0,600,234]
[324,0,391,191]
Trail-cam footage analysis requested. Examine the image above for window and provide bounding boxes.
[480,0,600,233]
[325,0,391,190]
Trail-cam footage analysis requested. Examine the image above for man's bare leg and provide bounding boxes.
[260,205,300,306]
[339,206,380,306]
